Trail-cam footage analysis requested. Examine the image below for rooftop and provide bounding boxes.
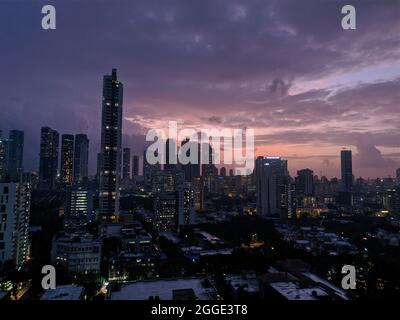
[40,285,84,301]
[108,278,216,300]
[270,282,329,300]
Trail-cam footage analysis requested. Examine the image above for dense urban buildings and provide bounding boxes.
[1,69,399,303]
[99,69,123,221]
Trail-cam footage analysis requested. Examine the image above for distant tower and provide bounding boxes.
[296,168,314,197]
[60,134,74,186]
[73,134,89,183]
[7,130,24,182]
[39,127,59,191]
[143,149,161,191]
[341,149,353,193]
[340,149,353,206]
[99,69,123,221]
[255,156,289,218]
[122,147,131,181]
[132,155,139,178]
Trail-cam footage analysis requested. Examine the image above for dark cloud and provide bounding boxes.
[0,0,398,177]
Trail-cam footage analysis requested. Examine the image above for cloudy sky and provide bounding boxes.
[1,0,399,178]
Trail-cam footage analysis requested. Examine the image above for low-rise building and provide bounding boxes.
[51,232,101,274]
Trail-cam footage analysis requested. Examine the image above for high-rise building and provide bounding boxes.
[152,169,194,231]
[256,156,288,218]
[340,149,353,206]
[60,134,75,186]
[0,182,31,267]
[0,137,9,182]
[64,183,94,229]
[39,127,59,191]
[341,150,353,193]
[179,182,196,227]
[296,168,314,197]
[122,147,131,181]
[7,130,24,182]
[132,155,139,178]
[99,69,123,220]
[73,134,89,183]
[153,192,177,232]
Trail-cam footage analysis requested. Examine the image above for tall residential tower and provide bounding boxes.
[99,69,123,220]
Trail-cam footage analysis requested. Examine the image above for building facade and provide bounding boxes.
[0,183,31,267]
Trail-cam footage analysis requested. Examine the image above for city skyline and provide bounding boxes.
[1,0,399,179]
[0,0,400,305]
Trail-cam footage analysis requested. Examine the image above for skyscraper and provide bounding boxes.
[122,147,131,181]
[73,134,89,183]
[39,127,59,191]
[0,182,31,267]
[256,156,289,218]
[340,149,353,206]
[60,134,74,186]
[7,130,24,182]
[341,149,353,192]
[132,155,139,178]
[396,168,400,186]
[99,69,123,220]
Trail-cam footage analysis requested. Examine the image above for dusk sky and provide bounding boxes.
[1,0,399,178]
